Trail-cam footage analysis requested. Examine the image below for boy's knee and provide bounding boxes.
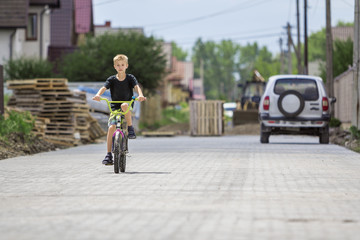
[121,103,129,111]
[108,125,116,131]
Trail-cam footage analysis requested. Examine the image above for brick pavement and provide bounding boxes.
[0,135,360,240]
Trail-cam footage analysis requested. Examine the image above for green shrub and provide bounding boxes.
[3,94,10,106]
[329,117,341,128]
[4,57,54,80]
[0,110,34,139]
[349,126,360,140]
[140,103,189,130]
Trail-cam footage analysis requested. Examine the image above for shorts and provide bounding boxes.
[108,114,118,127]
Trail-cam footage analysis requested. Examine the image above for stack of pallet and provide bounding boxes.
[189,100,224,136]
[7,78,106,146]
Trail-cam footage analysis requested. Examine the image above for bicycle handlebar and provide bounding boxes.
[100,97,138,115]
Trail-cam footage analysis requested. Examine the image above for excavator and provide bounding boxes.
[233,70,266,125]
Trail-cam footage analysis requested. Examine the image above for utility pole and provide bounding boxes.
[325,0,334,117]
[279,38,285,74]
[296,0,302,74]
[287,23,292,74]
[0,65,4,115]
[304,0,308,75]
[353,0,360,128]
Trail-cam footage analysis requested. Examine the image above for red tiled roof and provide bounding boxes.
[75,0,93,34]
[0,0,28,28]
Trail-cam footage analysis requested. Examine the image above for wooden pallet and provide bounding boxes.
[7,78,68,89]
[6,78,105,146]
[142,131,176,137]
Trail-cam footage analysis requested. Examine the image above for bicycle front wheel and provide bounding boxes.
[113,131,121,174]
[119,134,127,172]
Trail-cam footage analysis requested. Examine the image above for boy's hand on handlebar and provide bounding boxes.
[92,95,101,101]
[138,96,146,102]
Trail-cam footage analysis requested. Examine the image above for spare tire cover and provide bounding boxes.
[277,90,305,117]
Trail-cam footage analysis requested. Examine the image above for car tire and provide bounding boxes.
[260,123,270,143]
[277,90,305,117]
[319,125,329,144]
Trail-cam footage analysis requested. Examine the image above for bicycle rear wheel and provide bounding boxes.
[113,131,121,174]
[119,134,127,172]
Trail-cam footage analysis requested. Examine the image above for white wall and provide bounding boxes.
[1,6,51,63]
[0,30,14,65]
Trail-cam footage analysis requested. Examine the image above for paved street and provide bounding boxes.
[0,135,360,240]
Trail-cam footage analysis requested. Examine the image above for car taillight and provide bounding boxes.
[322,97,329,111]
[263,96,270,110]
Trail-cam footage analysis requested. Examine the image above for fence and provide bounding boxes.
[334,68,353,125]
[190,100,224,136]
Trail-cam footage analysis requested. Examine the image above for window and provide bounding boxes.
[26,13,37,40]
[274,79,319,100]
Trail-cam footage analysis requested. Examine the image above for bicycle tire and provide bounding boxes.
[114,131,120,174]
[119,133,127,172]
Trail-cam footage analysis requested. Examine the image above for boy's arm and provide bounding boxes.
[134,85,146,102]
[92,87,107,101]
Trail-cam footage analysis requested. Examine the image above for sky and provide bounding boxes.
[92,0,355,56]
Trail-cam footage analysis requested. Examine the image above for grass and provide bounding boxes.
[140,102,189,130]
[4,94,10,106]
[0,110,34,141]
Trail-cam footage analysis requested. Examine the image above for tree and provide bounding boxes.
[59,32,166,93]
[319,38,353,80]
[171,42,188,61]
[237,43,279,82]
[192,39,238,100]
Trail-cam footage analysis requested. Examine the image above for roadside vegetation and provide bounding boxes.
[0,110,34,141]
[140,102,189,130]
[0,109,55,160]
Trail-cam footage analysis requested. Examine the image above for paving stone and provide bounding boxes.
[0,135,359,240]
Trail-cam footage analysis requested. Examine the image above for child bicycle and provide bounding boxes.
[100,97,138,173]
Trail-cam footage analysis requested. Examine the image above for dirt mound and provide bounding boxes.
[0,133,56,160]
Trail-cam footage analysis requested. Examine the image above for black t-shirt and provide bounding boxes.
[104,74,138,110]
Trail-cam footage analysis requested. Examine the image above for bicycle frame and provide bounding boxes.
[100,97,137,173]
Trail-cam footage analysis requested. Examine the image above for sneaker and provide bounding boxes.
[128,126,136,139]
[102,153,113,165]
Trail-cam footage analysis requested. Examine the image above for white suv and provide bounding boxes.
[258,75,336,144]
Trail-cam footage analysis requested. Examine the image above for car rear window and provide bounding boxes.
[274,78,319,100]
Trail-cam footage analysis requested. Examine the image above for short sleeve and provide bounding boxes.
[128,74,138,88]
[104,76,113,89]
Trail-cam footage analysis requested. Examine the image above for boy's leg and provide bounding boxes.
[103,121,116,165]
[121,103,132,126]
[121,103,136,139]
[107,124,116,152]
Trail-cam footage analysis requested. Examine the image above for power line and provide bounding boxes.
[147,0,271,32]
[174,32,281,45]
[340,0,354,7]
[173,27,281,42]
[94,0,125,7]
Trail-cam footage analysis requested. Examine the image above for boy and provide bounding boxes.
[92,54,146,165]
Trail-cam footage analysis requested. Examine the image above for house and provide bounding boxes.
[94,21,143,37]
[332,26,355,126]
[48,0,94,67]
[0,0,94,66]
[0,0,60,65]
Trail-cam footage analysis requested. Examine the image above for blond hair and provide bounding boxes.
[113,54,128,64]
